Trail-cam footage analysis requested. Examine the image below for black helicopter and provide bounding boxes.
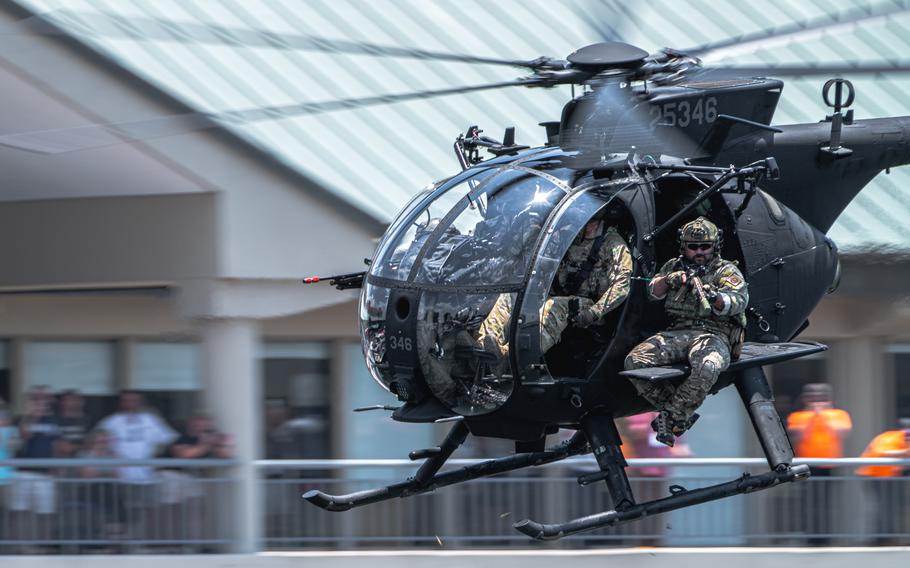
[2,8,907,540]
[300,41,910,540]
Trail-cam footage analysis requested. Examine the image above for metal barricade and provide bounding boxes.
[257,458,910,549]
[0,459,236,554]
[1,457,907,552]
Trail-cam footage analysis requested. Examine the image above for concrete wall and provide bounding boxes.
[0,294,359,339]
[3,550,910,568]
[0,193,218,289]
[0,3,381,289]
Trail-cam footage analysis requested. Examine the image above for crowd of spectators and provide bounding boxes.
[0,380,908,550]
[0,387,233,551]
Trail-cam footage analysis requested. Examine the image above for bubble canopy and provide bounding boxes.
[361,157,642,416]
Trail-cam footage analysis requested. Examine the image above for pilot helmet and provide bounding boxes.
[678,216,722,250]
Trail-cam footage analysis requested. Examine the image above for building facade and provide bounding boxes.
[1,0,909,551]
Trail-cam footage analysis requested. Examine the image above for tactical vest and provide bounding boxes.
[663,257,747,342]
[552,234,606,297]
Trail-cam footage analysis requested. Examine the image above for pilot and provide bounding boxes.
[624,217,748,447]
[477,210,632,359]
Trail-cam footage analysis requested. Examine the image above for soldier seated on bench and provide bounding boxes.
[624,217,748,447]
[477,212,632,361]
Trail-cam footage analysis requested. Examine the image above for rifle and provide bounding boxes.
[671,266,717,314]
[303,271,366,290]
[688,273,715,314]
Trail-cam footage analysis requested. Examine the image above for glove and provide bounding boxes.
[665,271,688,290]
[574,308,598,328]
[567,297,597,327]
[702,284,719,304]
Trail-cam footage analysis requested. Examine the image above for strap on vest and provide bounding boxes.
[564,233,607,294]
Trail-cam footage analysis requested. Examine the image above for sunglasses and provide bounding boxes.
[686,243,713,252]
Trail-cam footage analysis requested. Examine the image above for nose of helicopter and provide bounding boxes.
[359,161,574,415]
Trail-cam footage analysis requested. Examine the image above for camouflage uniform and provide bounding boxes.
[625,253,748,425]
[478,225,632,356]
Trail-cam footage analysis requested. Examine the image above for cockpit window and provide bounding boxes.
[370,168,498,281]
[413,172,564,286]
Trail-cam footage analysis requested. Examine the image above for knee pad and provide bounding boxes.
[692,358,720,381]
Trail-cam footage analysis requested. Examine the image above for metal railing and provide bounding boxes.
[0,457,907,553]
[258,457,910,549]
[0,459,236,553]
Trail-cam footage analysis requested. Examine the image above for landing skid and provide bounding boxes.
[304,367,808,541]
[303,423,589,512]
[515,464,810,540]
[514,366,807,539]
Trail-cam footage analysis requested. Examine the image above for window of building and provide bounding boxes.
[133,342,201,431]
[769,352,828,421]
[261,342,331,459]
[23,341,116,423]
[889,345,910,420]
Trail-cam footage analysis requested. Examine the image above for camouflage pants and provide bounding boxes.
[477,294,592,356]
[624,330,731,422]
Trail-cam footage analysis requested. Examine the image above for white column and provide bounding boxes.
[827,337,886,541]
[828,338,885,456]
[199,318,262,553]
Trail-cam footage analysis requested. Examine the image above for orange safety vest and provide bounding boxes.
[787,408,851,459]
[856,430,910,478]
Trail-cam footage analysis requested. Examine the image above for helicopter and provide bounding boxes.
[1,8,908,541]
[299,41,910,540]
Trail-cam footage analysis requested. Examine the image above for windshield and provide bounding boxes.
[370,167,497,281]
[413,172,564,286]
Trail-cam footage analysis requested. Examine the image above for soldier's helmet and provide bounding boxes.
[678,217,722,249]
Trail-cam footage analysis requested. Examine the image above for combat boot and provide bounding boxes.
[671,412,700,436]
[650,411,676,447]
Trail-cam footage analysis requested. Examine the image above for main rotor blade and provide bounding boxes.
[2,11,546,70]
[688,1,910,61]
[711,63,910,77]
[0,79,533,154]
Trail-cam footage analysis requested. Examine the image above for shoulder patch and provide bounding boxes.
[720,274,743,287]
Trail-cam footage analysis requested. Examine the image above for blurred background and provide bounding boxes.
[0,0,908,557]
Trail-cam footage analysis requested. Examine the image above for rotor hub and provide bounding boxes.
[566,42,649,72]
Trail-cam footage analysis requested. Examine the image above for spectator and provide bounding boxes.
[856,418,910,544]
[78,429,122,543]
[265,399,325,460]
[96,390,177,542]
[0,402,18,484]
[169,413,233,460]
[56,390,90,458]
[160,412,233,546]
[0,403,20,541]
[10,386,61,547]
[264,399,325,538]
[79,428,119,477]
[786,382,852,544]
[96,390,178,482]
[787,383,852,473]
[55,388,92,534]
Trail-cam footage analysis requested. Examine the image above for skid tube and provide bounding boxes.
[303,424,590,512]
[514,463,811,540]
